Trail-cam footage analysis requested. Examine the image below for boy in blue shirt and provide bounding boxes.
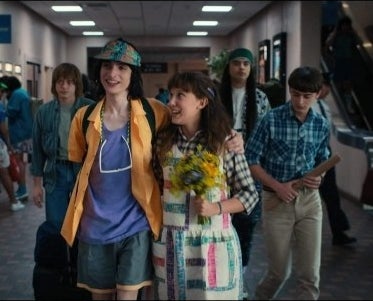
[246,66,330,300]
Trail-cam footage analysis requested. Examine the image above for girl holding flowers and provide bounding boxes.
[152,71,259,300]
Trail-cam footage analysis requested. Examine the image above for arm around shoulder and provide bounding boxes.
[148,97,171,131]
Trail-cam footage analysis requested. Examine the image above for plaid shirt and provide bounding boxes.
[245,101,330,182]
[155,128,259,215]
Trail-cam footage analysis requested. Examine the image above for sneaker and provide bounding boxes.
[10,201,25,212]
[15,190,28,200]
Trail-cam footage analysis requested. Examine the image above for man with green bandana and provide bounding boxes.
[219,47,271,299]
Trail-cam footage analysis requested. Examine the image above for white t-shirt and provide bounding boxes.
[232,87,246,131]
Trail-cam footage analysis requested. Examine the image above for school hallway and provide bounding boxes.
[0,167,373,300]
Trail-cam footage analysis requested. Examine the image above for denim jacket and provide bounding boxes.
[30,97,94,193]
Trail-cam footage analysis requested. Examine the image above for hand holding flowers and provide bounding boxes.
[169,145,223,225]
[194,195,221,218]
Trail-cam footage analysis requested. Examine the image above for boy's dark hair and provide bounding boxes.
[288,66,323,93]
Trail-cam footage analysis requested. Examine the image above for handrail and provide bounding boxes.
[320,57,373,168]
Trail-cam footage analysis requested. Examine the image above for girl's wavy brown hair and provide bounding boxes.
[157,71,232,164]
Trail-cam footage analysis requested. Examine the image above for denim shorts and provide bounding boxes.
[0,139,9,168]
[11,138,32,154]
[77,230,153,294]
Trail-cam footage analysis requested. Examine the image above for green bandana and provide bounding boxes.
[229,48,253,64]
[0,82,8,90]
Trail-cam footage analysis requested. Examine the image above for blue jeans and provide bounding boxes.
[45,162,75,233]
[232,199,262,267]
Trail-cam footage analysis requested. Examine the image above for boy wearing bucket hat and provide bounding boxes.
[219,47,271,298]
[61,38,171,300]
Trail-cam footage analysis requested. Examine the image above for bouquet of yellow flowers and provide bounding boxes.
[169,145,223,225]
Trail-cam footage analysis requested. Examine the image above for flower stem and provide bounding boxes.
[198,215,211,225]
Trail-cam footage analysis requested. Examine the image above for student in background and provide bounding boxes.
[31,63,94,232]
[312,72,356,246]
[3,76,33,201]
[325,15,359,113]
[82,73,98,101]
[0,81,25,211]
[155,87,169,104]
[219,47,271,298]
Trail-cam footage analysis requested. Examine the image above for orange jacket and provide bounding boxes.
[61,97,170,246]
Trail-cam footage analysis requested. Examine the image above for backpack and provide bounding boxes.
[82,97,155,141]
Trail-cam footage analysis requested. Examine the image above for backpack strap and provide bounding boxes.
[82,102,98,138]
[140,97,155,139]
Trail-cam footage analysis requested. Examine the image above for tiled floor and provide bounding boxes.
[0,166,373,300]
[245,199,373,300]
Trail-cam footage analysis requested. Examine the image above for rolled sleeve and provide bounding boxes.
[224,152,259,215]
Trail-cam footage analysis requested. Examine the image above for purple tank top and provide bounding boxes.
[78,123,149,244]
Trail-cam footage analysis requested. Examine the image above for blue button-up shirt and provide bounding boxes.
[245,101,330,182]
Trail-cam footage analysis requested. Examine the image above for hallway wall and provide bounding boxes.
[0,0,367,202]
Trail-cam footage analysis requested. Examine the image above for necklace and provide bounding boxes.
[100,101,131,145]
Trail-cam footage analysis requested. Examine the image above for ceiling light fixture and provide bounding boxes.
[83,31,104,36]
[202,6,232,12]
[52,6,83,12]
[70,21,95,26]
[193,21,218,26]
[187,31,208,36]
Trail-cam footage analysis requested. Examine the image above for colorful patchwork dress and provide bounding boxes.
[152,144,243,300]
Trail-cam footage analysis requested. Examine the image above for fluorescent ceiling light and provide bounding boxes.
[187,31,208,36]
[202,6,232,12]
[193,21,218,26]
[52,6,82,12]
[70,21,95,26]
[83,31,104,36]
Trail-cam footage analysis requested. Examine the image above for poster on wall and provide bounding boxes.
[0,15,11,43]
[272,32,287,87]
[258,39,270,85]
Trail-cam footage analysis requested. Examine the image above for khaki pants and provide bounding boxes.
[256,188,322,300]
